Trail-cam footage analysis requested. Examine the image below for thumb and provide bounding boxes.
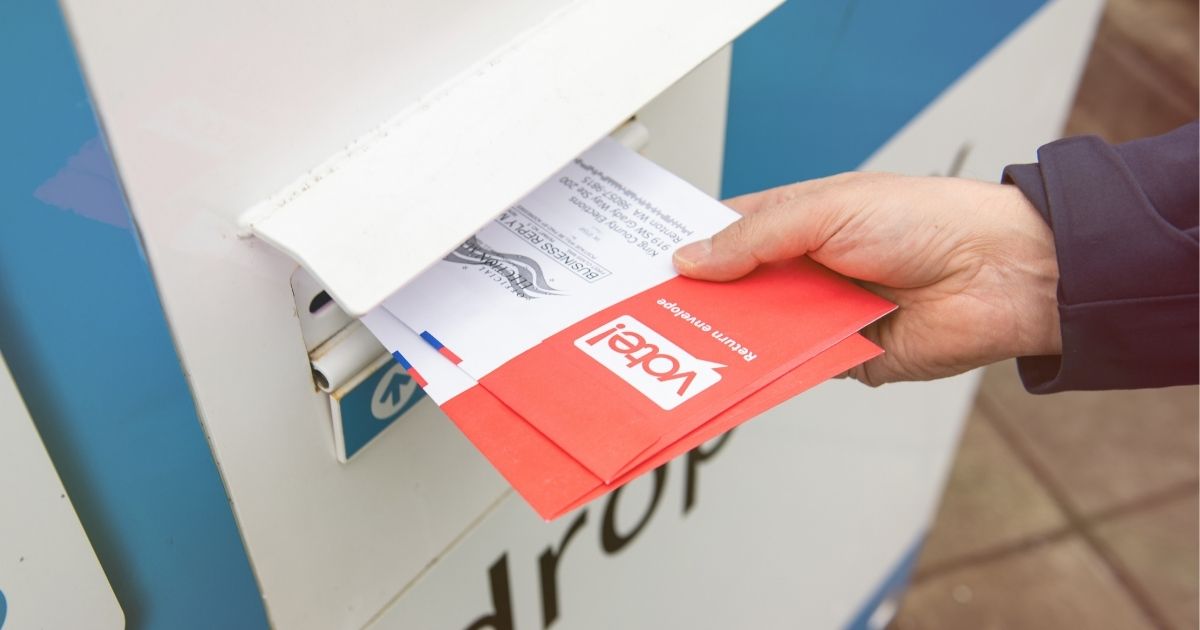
[673,197,832,281]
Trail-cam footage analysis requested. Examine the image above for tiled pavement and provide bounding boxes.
[889,0,1198,627]
[891,364,1197,630]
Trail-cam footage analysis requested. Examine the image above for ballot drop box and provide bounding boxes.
[0,1,1103,628]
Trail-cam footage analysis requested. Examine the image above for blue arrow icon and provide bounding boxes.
[370,365,417,421]
[378,372,411,408]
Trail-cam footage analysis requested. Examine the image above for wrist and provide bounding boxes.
[996,184,1062,358]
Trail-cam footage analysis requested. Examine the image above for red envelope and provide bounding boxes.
[478,258,894,481]
[444,332,881,520]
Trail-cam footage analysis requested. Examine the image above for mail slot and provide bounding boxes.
[296,120,658,462]
[1,1,1106,628]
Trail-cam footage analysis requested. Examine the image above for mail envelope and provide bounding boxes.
[476,259,894,481]
[364,306,881,519]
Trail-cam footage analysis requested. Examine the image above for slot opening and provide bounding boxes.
[308,290,334,314]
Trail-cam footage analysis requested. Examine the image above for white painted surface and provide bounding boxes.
[0,353,124,630]
[368,375,977,629]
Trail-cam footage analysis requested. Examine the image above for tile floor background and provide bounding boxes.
[888,1,1199,628]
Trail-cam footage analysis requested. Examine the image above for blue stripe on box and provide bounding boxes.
[0,2,269,627]
[724,0,1048,195]
[843,535,924,629]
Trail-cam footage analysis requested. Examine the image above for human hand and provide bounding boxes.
[673,173,1062,386]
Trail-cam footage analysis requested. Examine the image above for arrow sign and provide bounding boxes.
[371,364,414,421]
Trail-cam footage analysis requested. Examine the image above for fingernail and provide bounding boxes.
[674,239,712,268]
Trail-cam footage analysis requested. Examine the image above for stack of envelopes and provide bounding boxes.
[361,139,894,520]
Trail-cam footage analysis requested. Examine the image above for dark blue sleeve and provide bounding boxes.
[1002,121,1199,393]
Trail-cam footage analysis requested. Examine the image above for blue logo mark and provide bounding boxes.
[1,587,8,629]
[369,364,423,422]
[339,361,426,459]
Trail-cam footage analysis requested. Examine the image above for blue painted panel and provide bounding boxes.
[725,0,1048,196]
[0,2,267,628]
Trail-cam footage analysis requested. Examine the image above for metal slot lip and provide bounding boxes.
[309,321,388,393]
[292,266,387,393]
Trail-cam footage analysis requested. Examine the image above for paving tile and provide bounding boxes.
[891,538,1157,630]
[1104,0,1199,92]
[978,362,1199,516]
[1064,40,1198,144]
[1093,494,1199,630]
[1063,0,1198,143]
[914,406,1067,572]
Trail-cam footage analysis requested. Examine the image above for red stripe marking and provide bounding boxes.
[409,369,428,389]
[437,346,463,365]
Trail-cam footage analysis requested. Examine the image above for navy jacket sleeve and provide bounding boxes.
[1002,121,1198,393]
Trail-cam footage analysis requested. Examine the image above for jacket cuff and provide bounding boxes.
[1002,133,1198,393]
[1018,294,1199,393]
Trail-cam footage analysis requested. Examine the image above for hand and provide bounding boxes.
[673,172,1062,386]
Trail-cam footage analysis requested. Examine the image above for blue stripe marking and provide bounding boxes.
[419,331,445,350]
[843,535,925,629]
[724,0,1048,196]
[0,2,267,627]
[391,351,412,370]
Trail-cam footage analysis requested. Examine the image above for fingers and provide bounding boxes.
[839,359,890,386]
[844,352,899,388]
[674,175,861,281]
[674,193,834,281]
[721,178,824,216]
[722,190,773,216]
[844,323,898,387]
